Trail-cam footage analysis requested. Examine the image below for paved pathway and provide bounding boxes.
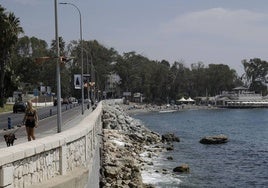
[0,106,92,149]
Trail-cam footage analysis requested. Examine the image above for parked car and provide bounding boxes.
[13,101,27,113]
[68,97,78,104]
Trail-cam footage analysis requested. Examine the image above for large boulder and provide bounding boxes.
[161,133,180,142]
[173,164,190,173]
[199,134,228,144]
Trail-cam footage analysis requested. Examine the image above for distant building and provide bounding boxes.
[215,86,268,108]
[133,92,143,103]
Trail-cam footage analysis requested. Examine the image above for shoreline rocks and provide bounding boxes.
[100,103,162,188]
[100,102,232,187]
[100,103,185,187]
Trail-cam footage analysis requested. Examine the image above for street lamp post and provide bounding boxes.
[54,0,62,132]
[82,48,90,100]
[60,2,84,114]
[90,51,95,103]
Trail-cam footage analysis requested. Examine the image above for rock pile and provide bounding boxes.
[100,104,162,188]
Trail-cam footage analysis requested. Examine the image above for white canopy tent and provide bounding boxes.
[186,97,195,102]
[177,97,195,104]
[178,97,187,102]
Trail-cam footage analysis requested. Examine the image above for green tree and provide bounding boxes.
[169,61,191,100]
[242,58,268,95]
[115,52,157,101]
[114,52,133,92]
[12,36,49,89]
[50,37,70,97]
[191,62,207,97]
[67,40,118,99]
[150,60,170,103]
[0,5,23,107]
[85,40,118,97]
[51,37,65,56]
[206,64,237,96]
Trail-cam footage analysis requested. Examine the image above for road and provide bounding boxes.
[0,103,81,130]
[0,103,92,149]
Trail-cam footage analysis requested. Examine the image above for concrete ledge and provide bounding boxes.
[28,167,89,188]
[0,151,13,166]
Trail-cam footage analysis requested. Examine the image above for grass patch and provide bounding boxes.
[0,104,13,113]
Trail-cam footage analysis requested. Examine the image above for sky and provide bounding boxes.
[1,0,268,75]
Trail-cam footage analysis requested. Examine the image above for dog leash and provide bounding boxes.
[6,124,24,135]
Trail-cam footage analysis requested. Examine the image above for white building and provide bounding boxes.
[215,86,268,108]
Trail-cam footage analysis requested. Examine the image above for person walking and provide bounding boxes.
[22,100,38,141]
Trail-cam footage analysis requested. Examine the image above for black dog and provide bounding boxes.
[4,133,17,147]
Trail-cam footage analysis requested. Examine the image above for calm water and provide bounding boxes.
[133,108,268,188]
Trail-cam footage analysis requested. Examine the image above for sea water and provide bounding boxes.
[133,108,268,188]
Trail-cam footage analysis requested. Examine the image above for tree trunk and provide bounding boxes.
[0,62,5,107]
[0,53,6,108]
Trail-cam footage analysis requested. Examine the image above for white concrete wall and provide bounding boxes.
[0,102,103,188]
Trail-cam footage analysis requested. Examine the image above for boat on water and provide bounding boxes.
[159,109,177,113]
[215,86,268,108]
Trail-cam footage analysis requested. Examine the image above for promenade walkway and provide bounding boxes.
[0,105,92,149]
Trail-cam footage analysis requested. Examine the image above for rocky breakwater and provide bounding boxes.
[100,103,162,188]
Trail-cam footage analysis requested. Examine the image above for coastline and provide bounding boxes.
[100,102,268,187]
[100,102,217,187]
[120,102,218,116]
[100,103,175,188]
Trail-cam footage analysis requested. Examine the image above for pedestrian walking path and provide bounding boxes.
[0,106,92,149]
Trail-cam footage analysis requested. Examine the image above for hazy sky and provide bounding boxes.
[2,0,268,75]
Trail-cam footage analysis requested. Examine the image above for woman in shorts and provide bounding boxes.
[22,101,38,141]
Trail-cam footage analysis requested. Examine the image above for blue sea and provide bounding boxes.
[133,108,268,188]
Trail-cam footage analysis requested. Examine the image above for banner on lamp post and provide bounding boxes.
[74,74,81,89]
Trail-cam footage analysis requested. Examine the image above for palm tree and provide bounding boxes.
[51,36,65,55]
[0,5,23,107]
